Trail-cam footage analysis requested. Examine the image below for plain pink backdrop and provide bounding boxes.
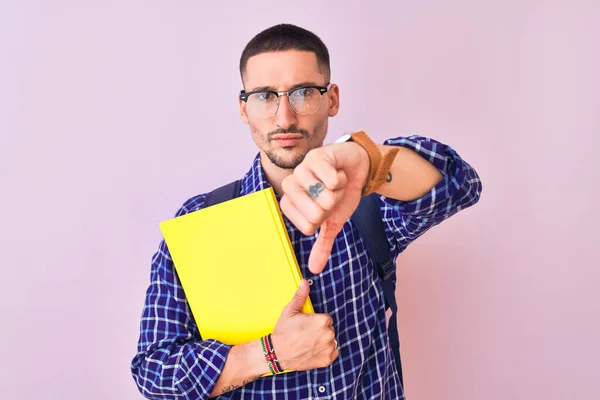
[1,1,598,399]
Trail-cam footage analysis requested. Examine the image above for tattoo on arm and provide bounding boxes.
[308,183,324,200]
[221,384,240,394]
[386,172,392,183]
[221,376,261,394]
[242,376,260,385]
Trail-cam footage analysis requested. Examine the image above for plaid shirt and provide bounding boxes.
[131,135,482,399]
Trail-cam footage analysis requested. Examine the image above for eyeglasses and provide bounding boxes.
[239,84,330,120]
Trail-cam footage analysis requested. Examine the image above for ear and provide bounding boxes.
[327,84,340,117]
[239,96,249,124]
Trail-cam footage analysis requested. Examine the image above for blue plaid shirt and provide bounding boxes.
[131,135,482,399]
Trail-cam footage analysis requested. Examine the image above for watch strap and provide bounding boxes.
[348,131,399,196]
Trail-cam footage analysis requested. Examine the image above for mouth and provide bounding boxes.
[271,134,305,147]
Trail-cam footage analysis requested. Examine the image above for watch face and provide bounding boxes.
[334,133,352,143]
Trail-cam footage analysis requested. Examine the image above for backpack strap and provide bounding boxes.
[350,193,404,388]
[204,180,242,207]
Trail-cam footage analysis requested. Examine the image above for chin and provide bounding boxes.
[266,148,307,170]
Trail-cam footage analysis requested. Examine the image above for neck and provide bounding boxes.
[259,152,294,197]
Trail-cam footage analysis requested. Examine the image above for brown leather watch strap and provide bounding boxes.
[349,131,399,196]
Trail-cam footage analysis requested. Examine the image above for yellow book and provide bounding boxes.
[159,187,314,349]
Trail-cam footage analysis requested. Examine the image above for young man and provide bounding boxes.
[131,24,482,399]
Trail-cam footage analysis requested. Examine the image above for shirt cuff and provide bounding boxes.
[175,339,232,396]
[381,135,468,216]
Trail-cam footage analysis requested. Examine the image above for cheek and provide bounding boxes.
[249,122,269,144]
[309,115,328,140]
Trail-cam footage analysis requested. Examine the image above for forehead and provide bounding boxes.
[243,50,326,91]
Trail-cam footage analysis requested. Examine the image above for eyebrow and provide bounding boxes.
[247,81,324,93]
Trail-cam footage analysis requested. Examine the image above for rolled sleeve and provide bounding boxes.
[379,135,482,256]
[131,195,231,399]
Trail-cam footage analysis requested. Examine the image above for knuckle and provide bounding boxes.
[336,171,348,187]
[312,315,324,328]
[279,196,290,212]
[331,349,339,362]
[281,177,292,193]
[299,222,317,236]
[294,163,307,177]
[317,314,327,325]
[305,149,318,161]
[324,330,335,342]
[320,314,333,327]
[307,208,325,225]
[327,173,341,189]
[319,191,336,211]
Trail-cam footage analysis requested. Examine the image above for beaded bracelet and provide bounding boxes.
[260,334,283,374]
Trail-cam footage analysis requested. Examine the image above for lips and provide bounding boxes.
[272,134,304,147]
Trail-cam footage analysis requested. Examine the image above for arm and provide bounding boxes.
[278,134,482,273]
[207,342,266,398]
[376,135,482,256]
[130,239,267,399]
[374,143,443,202]
[131,202,339,399]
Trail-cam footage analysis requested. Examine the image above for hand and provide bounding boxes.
[280,142,370,274]
[270,280,339,371]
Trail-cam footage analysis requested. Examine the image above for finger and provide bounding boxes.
[318,313,334,328]
[282,279,310,316]
[294,168,340,212]
[308,219,344,274]
[298,154,348,191]
[280,193,320,236]
[281,177,328,230]
[330,347,340,363]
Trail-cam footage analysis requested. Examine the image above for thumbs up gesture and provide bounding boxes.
[270,280,339,371]
[280,141,370,274]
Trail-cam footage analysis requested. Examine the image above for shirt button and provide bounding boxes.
[308,279,314,286]
[318,385,326,393]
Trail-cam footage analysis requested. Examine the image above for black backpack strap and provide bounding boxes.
[350,193,404,388]
[204,180,242,207]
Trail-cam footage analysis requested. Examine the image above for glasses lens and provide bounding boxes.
[247,91,278,119]
[289,87,322,115]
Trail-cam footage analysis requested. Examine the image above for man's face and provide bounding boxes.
[239,50,339,170]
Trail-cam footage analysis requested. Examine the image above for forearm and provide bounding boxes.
[208,339,269,398]
[132,339,230,399]
[132,237,269,400]
[375,144,443,201]
[373,135,482,255]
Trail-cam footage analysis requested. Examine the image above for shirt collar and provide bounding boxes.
[240,153,273,196]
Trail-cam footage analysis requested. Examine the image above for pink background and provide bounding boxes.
[1,1,599,399]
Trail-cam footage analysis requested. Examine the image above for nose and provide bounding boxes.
[274,95,298,130]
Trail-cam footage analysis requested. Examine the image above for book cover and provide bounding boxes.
[159,187,314,347]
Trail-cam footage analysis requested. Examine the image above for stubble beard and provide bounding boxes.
[265,148,307,170]
[253,120,327,170]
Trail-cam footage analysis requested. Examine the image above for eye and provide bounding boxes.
[256,91,275,101]
[293,87,317,99]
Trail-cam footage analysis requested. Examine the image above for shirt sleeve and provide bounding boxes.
[130,195,231,400]
[377,135,483,260]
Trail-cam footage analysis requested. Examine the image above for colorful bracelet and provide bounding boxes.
[260,334,283,374]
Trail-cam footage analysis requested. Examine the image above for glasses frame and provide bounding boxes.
[239,84,331,118]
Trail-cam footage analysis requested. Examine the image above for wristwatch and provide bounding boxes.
[334,130,398,196]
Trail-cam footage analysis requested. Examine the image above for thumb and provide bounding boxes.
[308,220,343,274]
[282,279,310,315]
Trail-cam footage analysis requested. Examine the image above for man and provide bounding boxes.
[131,23,482,399]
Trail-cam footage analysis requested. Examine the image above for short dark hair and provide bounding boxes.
[239,24,331,85]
